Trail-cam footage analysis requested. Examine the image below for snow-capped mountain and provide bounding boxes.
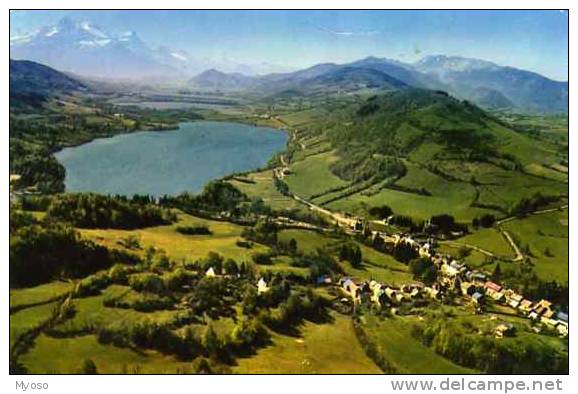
[10,17,181,80]
[10,17,291,81]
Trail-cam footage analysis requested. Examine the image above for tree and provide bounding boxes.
[492,263,502,282]
[224,258,238,276]
[288,238,298,255]
[80,359,98,374]
[202,325,220,360]
[479,214,496,228]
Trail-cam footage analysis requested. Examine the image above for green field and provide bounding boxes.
[227,169,306,213]
[10,281,73,310]
[456,227,514,258]
[359,314,475,374]
[502,209,568,283]
[234,312,382,374]
[284,150,349,199]
[79,211,270,263]
[20,334,192,374]
[51,285,183,336]
[10,301,59,349]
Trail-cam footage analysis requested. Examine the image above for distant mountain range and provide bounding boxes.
[9,17,288,80]
[10,17,568,113]
[190,55,567,113]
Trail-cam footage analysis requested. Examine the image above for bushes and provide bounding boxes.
[45,193,176,229]
[252,252,273,265]
[176,225,212,235]
[408,257,438,285]
[75,273,111,297]
[242,219,278,246]
[129,273,164,294]
[163,268,194,291]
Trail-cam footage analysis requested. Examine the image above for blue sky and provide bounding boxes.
[10,10,568,80]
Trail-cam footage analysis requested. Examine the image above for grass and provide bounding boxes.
[10,301,59,349]
[234,311,382,374]
[502,209,568,283]
[20,334,192,374]
[51,285,183,335]
[10,281,74,310]
[284,150,349,199]
[359,314,475,374]
[457,227,514,258]
[79,211,270,263]
[278,229,334,254]
[227,169,306,213]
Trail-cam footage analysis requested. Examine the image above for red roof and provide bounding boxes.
[484,281,502,292]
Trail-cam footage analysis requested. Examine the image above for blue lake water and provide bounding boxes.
[55,121,287,197]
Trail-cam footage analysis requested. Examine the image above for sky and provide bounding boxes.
[9,10,569,80]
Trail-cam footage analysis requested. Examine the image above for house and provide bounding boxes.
[460,281,476,296]
[257,278,269,294]
[316,275,332,285]
[471,292,484,305]
[419,243,432,258]
[518,299,534,314]
[424,286,440,300]
[384,287,400,303]
[556,322,569,336]
[504,290,524,309]
[205,267,216,277]
[341,278,361,302]
[557,311,569,323]
[441,263,460,278]
[353,219,364,232]
[466,271,488,285]
[530,299,553,320]
[484,281,504,301]
[540,309,556,325]
[370,283,388,306]
[495,323,515,338]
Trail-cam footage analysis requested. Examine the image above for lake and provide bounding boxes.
[55,121,287,197]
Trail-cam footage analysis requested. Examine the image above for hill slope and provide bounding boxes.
[10,59,87,108]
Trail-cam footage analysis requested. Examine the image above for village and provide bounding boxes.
[335,228,568,338]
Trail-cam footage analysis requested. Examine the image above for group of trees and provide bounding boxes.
[241,219,278,246]
[472,214,496,228]
[408,257,438,285]
[510,192,560,217]
[10,222,118,287]
[45,193,176,229]
[338,243,363,268]
[160,181,249,214]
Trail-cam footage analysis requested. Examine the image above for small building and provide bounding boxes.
[471,291,485,305]
[484,281,504,301]
[504,290,524,309]
[341,278,361,303]
[495,323,515,338]
[257,278,269,294]
[419,243,432,258]
[424,286,440,300]
[316,275,332,285]
[518,299,534,314]
[557,311,569,323]
[461,281,476,296]
[205,267,216,277]
[556,322,569,336]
